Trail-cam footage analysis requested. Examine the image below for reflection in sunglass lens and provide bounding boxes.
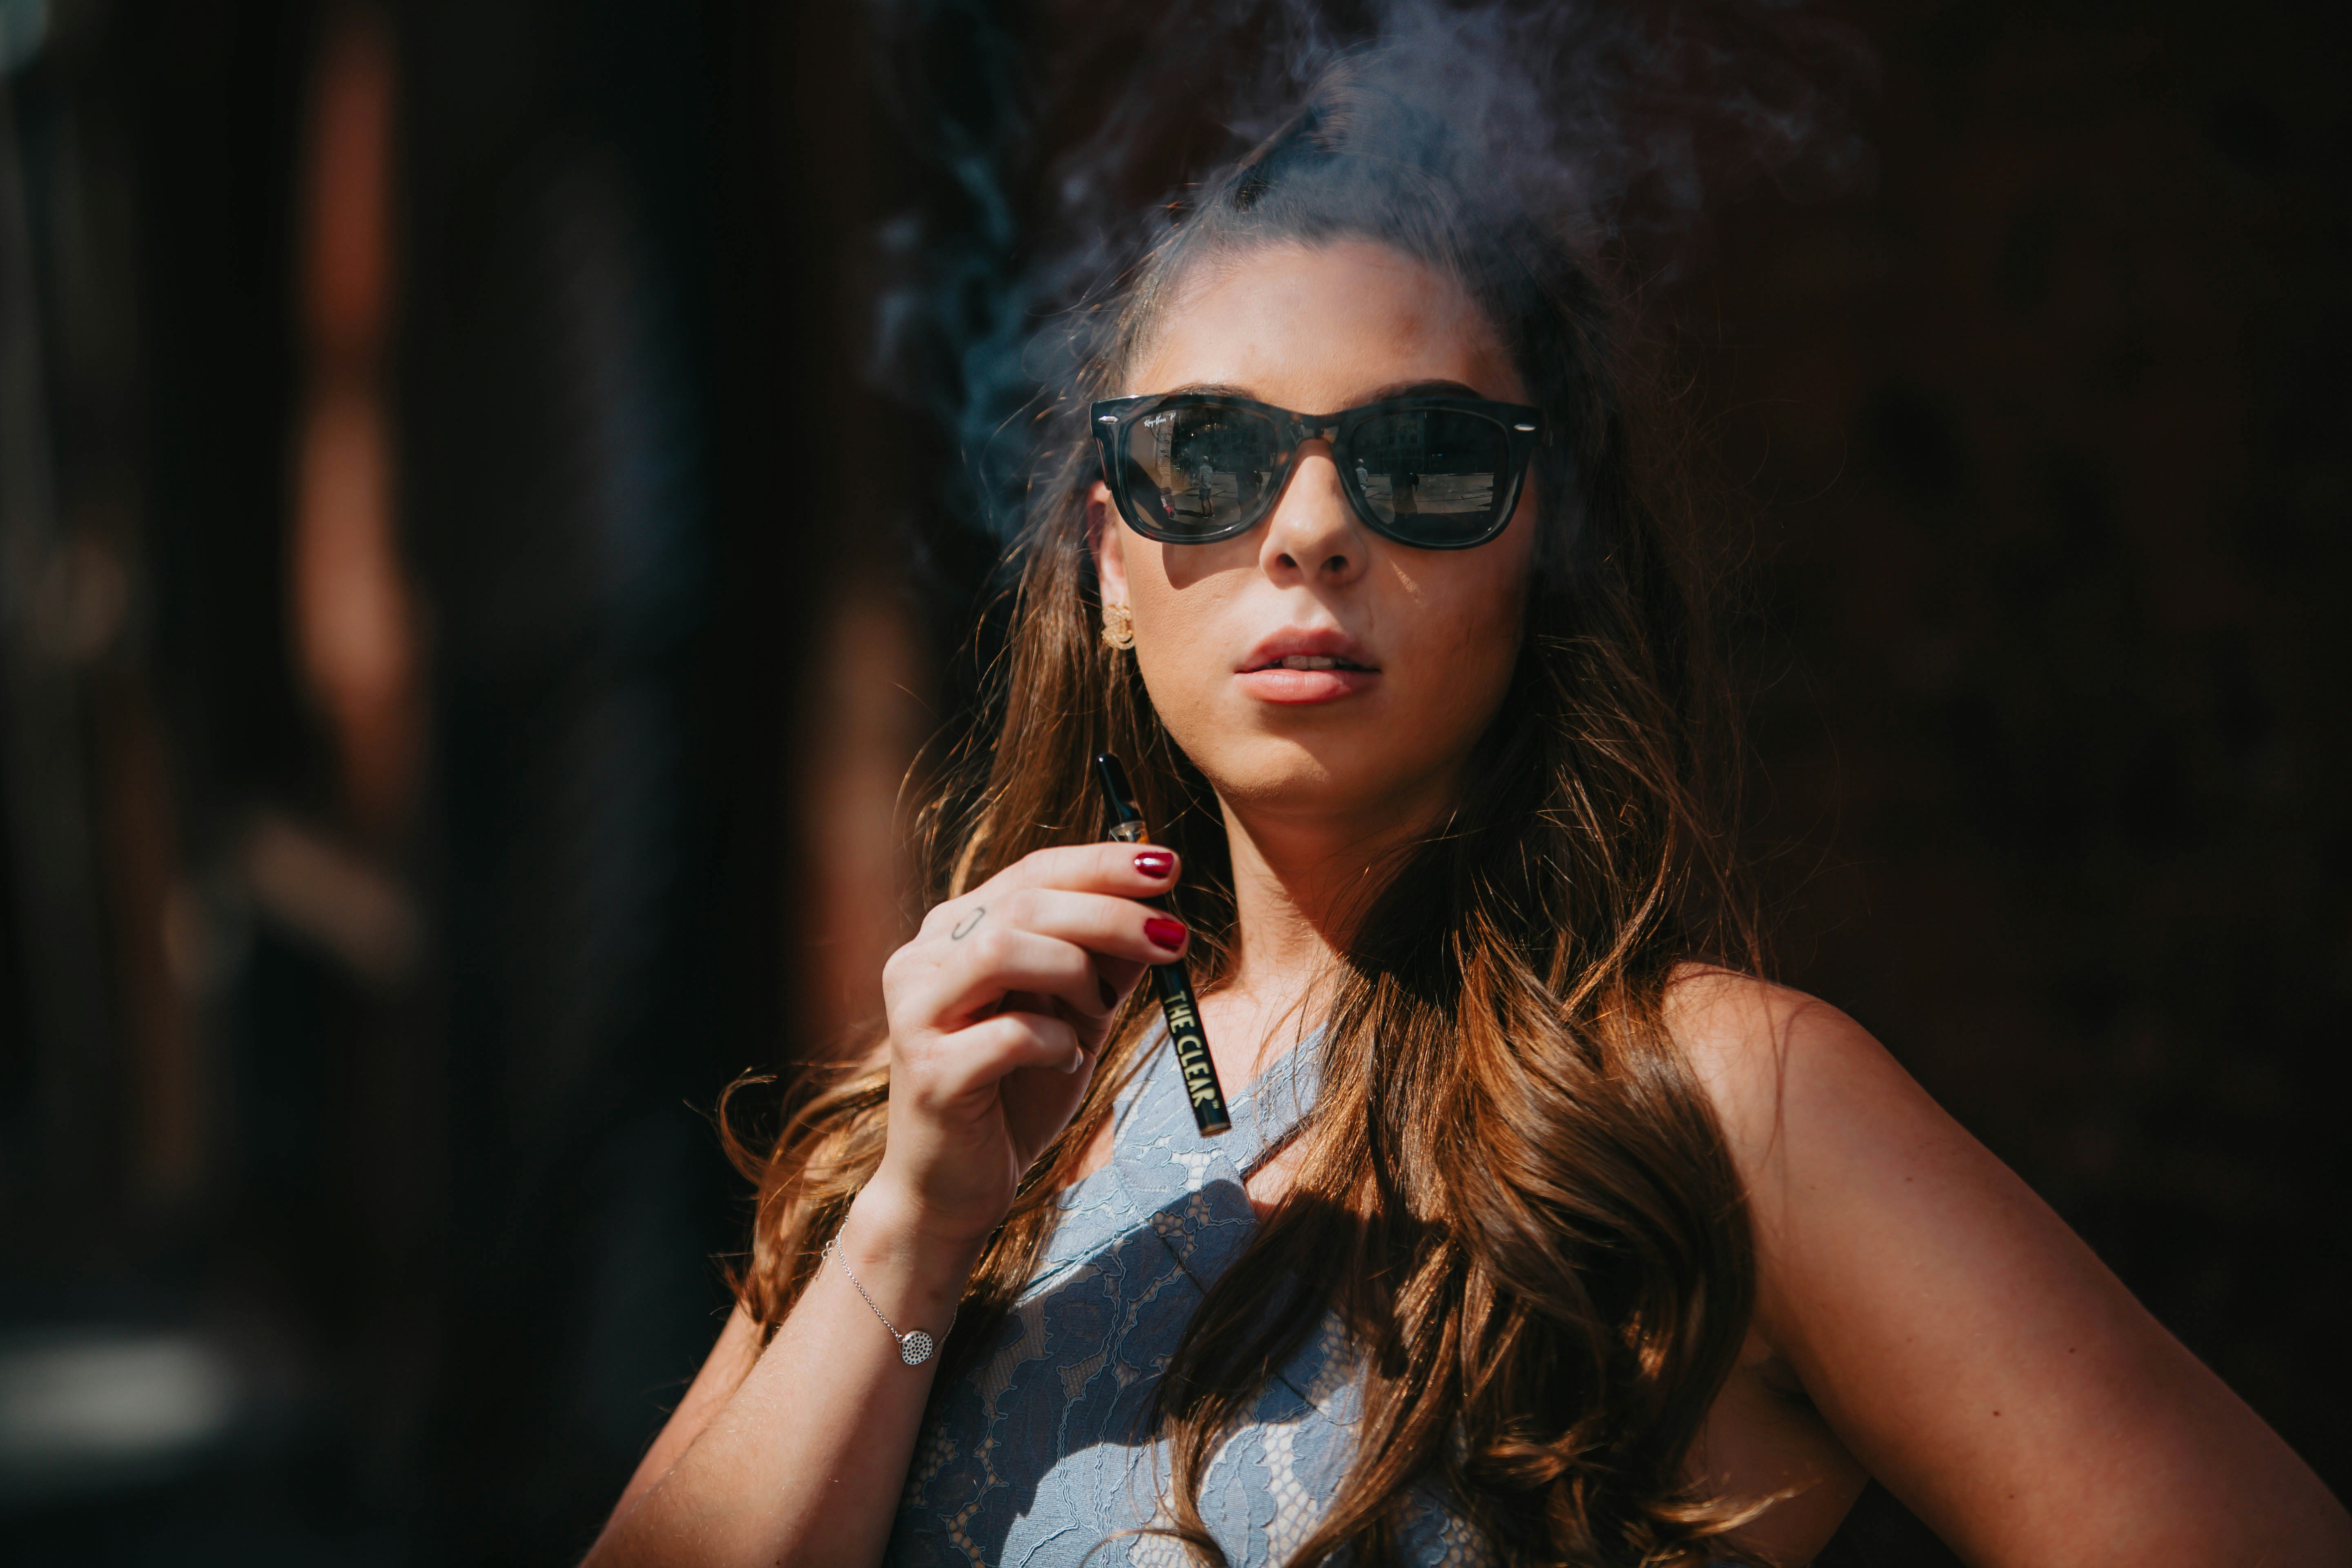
[1348,409,1508,546]
[1125,405,1284,538]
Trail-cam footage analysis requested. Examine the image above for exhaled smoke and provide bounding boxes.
[869,0,1875,545]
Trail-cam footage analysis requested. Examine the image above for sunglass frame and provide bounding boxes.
[1089,392,1546,550]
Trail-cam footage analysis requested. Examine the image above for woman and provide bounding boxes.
[588,65,2350,1568]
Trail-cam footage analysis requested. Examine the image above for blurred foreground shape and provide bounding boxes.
[1,0,920,1559]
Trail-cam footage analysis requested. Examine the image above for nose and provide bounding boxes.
[1258,440,1367,586]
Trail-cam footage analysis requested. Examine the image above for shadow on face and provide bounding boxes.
[1090,238,1541,841]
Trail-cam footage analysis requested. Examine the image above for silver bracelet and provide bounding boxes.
[823,1232,958,1366]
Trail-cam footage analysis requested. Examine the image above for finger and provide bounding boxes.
[924,927,1123,1029]
[916,845,1178,946]
[976,842,1182,902]
[1096,954,1149,1009]
[979,889,1190,968]
[921,1010,1087,1099]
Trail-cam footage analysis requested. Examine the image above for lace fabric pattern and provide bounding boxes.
[886,1029,1486,1567]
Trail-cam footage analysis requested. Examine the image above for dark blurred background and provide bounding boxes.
[0,0,2342,1562]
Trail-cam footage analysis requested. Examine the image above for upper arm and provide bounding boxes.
[610,1303,765,1522]
[1670,970,2351,1567]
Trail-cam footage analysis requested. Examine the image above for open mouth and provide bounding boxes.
[1245,653,1379,673]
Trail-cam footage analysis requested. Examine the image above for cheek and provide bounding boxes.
[1413,565,1527,719]
[1395,527,1537,722]
[1123,553,1241,715]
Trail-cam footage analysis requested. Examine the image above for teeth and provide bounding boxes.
[1249,653,1374,673]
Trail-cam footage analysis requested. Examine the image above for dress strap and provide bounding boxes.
[1225,1034,1321,1175]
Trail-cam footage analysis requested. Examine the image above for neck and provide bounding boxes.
[1213,774,1454,1020]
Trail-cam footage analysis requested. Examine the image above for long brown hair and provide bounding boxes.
[724,61,1765,1568]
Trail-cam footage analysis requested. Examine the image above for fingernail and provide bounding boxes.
[1100,977,1118,1009]
[1145,917,1187,953]
[1133,849,1174,879]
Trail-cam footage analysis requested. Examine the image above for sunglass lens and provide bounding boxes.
[1123,405,1284,539]
[1348,409,1512,546]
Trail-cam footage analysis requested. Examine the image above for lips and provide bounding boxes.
[1250,653,1372,672]
[1235,628,1381,705]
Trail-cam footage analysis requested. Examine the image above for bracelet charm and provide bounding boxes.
[824,1233,955,1367]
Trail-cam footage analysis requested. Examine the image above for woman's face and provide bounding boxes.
[1092,238,1541,835]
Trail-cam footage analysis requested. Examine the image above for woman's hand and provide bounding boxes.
[869,844,1188,1247]
[584,844,1190,1568]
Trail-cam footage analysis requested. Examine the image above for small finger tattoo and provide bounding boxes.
[950,906,987,941]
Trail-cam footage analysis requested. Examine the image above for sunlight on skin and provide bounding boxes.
[1091,238,1538,1019]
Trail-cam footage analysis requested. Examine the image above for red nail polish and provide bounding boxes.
[1133,849,1174,879]
[1145,917,1187,953]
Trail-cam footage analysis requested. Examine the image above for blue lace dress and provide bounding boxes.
[886,1029,1492,1567]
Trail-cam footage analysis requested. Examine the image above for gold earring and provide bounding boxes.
[1100,601,1135,650]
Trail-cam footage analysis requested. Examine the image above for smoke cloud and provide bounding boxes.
[869,0,1876,543]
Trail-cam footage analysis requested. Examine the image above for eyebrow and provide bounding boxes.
[1152,377,1490,409]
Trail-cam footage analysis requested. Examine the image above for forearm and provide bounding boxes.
[585,1185,981,1568]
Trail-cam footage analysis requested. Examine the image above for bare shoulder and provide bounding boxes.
[1659,963,2352,1567]
[1659,961,1828,1113]
[1661,964,1893,1179]
[1663,963,2013,1243]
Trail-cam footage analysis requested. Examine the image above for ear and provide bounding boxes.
[1087,482,1131,607]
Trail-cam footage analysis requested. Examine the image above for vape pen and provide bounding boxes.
[1092,753,1230,1137]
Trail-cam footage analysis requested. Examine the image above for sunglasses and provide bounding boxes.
[1091,392,1544,550]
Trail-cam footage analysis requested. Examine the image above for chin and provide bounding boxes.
[1185,723,1446,820]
